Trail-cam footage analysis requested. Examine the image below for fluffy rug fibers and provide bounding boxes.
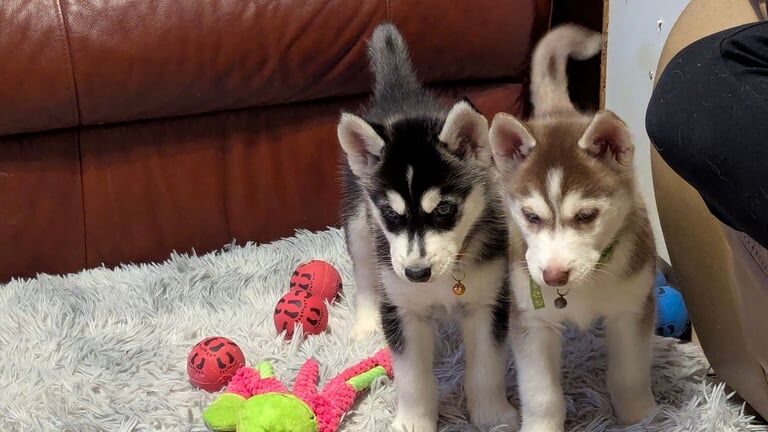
[1,228,765,431]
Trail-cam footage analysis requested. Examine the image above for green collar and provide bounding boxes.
[529,237,620,310]
[598,238,619,265]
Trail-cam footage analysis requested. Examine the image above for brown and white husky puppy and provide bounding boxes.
[489,25,658,431]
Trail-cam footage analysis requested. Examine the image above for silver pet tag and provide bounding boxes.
[554,288,568,309]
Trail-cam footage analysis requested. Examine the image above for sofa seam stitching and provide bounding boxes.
[54,0,82,125]
[54,0,88,266]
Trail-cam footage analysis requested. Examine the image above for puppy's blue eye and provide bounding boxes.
[435,202,456,216]
[382,207,400,221]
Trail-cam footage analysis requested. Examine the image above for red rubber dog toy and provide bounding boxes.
[187,336,245,392]
[290,260,342,302]
[274,288,328,340]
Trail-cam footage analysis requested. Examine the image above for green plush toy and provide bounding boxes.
[202,349,392,432]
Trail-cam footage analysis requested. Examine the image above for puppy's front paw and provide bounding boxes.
[352,312,380,341]
[391,412,437,432]
[613,392,658,425]
[519,420,565,432]
[520,423,565,432]
[470,399,520,431]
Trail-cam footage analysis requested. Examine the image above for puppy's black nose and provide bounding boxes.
[405,266,431,282]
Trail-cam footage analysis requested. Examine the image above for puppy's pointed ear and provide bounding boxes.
[578,111,634,170]
[438,100,491,164]
[489,113,536,174]
[337,113,385,177]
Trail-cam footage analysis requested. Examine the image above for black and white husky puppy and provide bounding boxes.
[337,24,519,432]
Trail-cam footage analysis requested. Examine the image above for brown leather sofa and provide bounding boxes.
[0,0,551,282]
[652,0,768,419]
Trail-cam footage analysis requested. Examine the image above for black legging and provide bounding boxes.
[646,22,768,249]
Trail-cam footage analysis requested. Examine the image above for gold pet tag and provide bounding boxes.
[452,268,466,296]
[452,281,466,296]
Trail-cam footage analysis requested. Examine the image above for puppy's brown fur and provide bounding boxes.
[490,24,659,431]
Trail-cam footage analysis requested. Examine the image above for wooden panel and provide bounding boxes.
[551,0,604,111]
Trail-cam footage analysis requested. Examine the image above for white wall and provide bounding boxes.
[604,0,690,261]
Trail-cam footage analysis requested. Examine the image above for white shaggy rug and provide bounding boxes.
[1,228,765,432]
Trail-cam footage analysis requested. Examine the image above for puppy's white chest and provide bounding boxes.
[383,259,506,314]
[512,263,652,328]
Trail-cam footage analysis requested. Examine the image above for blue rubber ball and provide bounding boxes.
[654,284,690,338]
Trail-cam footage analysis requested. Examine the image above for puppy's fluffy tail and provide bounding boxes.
[530,24,602,117]
[368,23,422,104]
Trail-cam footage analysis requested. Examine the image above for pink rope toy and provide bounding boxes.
[202,348,393,432]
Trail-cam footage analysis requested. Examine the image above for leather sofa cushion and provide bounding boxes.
[0,0,537,137]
